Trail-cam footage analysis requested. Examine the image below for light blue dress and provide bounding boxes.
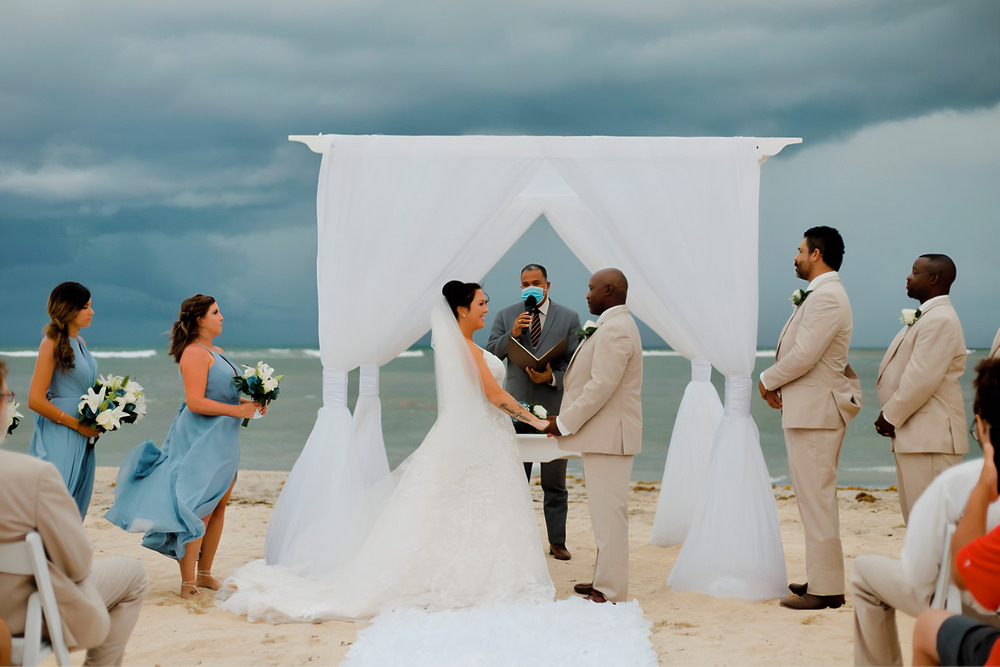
[29,336,99,520]
[104,347,242,560]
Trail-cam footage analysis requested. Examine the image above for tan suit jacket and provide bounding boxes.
[990,327,1000,359]
[0,450,109,648]
[877,296,968,455]
[557,305,643,455]
[760,274,862,428]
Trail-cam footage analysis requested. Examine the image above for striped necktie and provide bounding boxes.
[530,309,541,347]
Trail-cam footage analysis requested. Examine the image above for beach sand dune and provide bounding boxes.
[80,468,908,666]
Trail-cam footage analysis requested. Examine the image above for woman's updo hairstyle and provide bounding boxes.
[442,281,482,318]
[169,294,216,363]
[973,358,1000,449]
[45,282,91,371]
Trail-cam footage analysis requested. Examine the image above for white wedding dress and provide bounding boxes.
[217,299,555,622]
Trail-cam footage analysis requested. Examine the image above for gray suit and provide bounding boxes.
[487,298,581,544]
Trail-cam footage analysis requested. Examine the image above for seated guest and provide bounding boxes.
[0,359,149,667]
[911,359,1000,666]
[853,459,1000,665]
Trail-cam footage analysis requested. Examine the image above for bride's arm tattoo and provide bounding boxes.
[498,400,533,423]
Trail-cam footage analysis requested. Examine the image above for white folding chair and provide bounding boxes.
[932,522,964,613]
[0,532,72,666]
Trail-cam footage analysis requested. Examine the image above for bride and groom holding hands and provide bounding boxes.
[220,266,643,620]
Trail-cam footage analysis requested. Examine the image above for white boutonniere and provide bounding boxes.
[790,289,812,307]
[576,320,598,341]
[900,308,921,326]
[6,400,22,435]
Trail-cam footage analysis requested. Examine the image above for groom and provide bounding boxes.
[487,263,581,561]
[543,268,643,604]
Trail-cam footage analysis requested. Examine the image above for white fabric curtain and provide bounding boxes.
[269,135,786,599]
[651,358,723,547]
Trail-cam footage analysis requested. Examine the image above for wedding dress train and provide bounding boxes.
[218,298,554,622]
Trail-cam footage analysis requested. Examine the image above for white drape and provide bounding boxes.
[269,135,786,599]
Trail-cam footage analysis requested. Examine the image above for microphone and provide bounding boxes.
[524,295,538,312]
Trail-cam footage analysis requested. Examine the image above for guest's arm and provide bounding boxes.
[950,438,999,591]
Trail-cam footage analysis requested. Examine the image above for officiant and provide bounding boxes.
[487,264,581,561]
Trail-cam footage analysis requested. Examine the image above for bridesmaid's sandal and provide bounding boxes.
[179,581,201,599]
[196,569,222,590]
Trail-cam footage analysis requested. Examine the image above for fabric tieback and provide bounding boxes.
[690,357,712,383]
[530,310,541,347]
[723,374,752,417]
[359,364,379,396]
[323,368,349,408]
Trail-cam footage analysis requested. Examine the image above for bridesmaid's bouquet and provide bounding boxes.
[6,399,22,435]
[78,374,147,433]
[233,361,283,427]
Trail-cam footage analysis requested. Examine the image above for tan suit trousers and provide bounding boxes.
[852,554,1000,666]
[582,452,633,603]
[785,427,845,595]
[894,452,963,525]
[83,558,148,666]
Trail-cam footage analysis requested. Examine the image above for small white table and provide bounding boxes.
[516,434,580,463]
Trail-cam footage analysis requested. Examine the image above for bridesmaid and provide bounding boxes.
[105,294,266,599]
[28,282,101,519]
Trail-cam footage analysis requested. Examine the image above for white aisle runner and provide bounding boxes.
[342,597,657,666]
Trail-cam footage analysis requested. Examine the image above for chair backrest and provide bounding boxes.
[0,532,73,665]
[931,522,963,613]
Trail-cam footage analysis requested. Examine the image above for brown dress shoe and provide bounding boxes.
[549,543,571,560]
[585,590,608,604]
[779,592,845,610]
[573,582,594,595]
[788,582,808,596]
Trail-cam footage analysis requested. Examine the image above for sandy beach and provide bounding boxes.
[75,467,909,666]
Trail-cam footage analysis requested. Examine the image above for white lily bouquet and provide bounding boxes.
[233,361,283,427]
[78,374,147,434]
[513,401,547,434]
[6,399,22,436]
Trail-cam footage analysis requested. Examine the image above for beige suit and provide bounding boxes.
[990,327,1000,359]
[558,305,642,602]
[0,450,147,666]
[760,274,861,596]
[877,296,968,522]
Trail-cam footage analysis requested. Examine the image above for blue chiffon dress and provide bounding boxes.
[29,336,99,520]
[104,347,242,560]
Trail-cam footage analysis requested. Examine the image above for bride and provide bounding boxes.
[218,281,556,621]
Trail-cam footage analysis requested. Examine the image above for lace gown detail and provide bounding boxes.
[218,337,554,622]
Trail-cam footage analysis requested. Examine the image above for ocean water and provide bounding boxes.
[1,347,990,488]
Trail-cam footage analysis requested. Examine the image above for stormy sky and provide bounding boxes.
[1,0,998,350]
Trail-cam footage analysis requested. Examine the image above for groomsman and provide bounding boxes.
[759,226,862,611]
[875,254,968,524]
[990,327,1000,359]
[486,264,581,560]
[544,269,643,604]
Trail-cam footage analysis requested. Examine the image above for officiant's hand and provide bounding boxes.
[542,416,562,436]
[512,311,532,338]
[758,380,782,410]
[526,363,553,384]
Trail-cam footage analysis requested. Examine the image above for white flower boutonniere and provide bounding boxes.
[900,308,921,326]
[6,400,22,435]
[576,320,598,341]
[790,289,812,307]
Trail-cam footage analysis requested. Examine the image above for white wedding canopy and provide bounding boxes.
[267,134,797,599]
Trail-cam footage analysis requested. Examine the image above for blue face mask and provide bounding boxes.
[521,286,544,304]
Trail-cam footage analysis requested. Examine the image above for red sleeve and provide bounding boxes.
[956,524,1000,612]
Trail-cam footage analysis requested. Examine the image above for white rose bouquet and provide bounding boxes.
[78,374,147,434]
[513,401,547,434]
[6,399,22,436]
[233,361,283,427]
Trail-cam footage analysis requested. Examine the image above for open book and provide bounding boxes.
[507,336,568,372]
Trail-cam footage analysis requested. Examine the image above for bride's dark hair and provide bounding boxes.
[442,281,483,318]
